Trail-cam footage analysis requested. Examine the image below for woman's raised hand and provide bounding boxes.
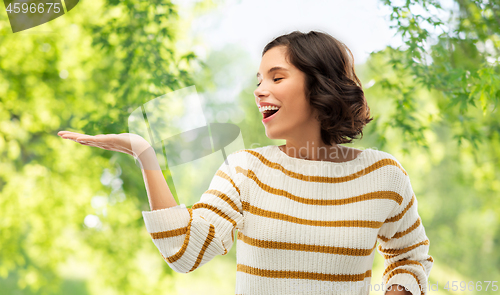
[57,131,151,159]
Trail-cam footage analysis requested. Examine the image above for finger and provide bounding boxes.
[79,141,132,156]
[60,132,87,140]
[59,131,83,136]
[61,135,80,141]
[63,136,84,142]
[75,138,113,149]
[76,139,100,146]
[58,130,77,135]
[58,131,73,138]
[81,134,116,144]
[75,137,96,144]
[75,134,106,142]
[82,138,134,154]
[94,134,116,139]
[77,140,106,149]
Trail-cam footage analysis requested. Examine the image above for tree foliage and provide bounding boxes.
[0,0,212,294]
[362,0,500,291]
[374,0,499,152]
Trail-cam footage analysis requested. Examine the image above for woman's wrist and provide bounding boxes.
[137,145,161,171]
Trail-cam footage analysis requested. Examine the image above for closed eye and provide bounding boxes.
[256,78,283,87]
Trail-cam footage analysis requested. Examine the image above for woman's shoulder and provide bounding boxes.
[366,148,408,177]
[365,148,394,160]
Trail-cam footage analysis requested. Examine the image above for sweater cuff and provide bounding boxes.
[142,204,189,233]
[384,272,422,295]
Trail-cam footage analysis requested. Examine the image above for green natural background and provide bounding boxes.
[0,0,498,294]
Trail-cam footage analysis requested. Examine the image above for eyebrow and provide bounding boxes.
[256,66,289,78]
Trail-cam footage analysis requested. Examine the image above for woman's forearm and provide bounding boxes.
[137,145,179,211]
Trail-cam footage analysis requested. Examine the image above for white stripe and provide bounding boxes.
[235,271,372,295]
[235,240,376,275]
[243,213,379,249]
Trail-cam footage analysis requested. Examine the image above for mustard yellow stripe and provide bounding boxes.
[393,217,421,239]
[385,193,415,223]
[159,252,171,265]
[192,202,238,227]
[377,234,390,243]
[377,216,421,242]
[204,189,240,213]
[237,231,377,256]
[165,208,193,264]
[236,167,403,206]
[242,201,383,228]
[231,228,236,243]
[236,149,408,183]
[237,263,372,282]
[383,258,425,277]
[201,216,228,255]
[379,239,430,258]
[151,226,188,240]
[427,256,434,263]
[386,268,424,295]
[188,224,216,273]
[215,170,241,195]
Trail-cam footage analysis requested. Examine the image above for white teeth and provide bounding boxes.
[259,105,280,113]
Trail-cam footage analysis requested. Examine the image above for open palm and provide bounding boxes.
[57,131,151,159]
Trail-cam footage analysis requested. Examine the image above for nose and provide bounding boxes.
[254,85,269,104]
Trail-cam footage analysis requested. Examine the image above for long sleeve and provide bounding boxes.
[376,167,434,295]
[142,153,245,273]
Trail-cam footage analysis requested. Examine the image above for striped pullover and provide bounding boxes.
[142,145,434,295]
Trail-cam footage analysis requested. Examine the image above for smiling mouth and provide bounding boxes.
[263,108,279,119]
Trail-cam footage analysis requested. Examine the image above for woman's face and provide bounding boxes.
[254,45,319,141]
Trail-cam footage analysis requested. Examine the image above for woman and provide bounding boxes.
[59,30,433,295]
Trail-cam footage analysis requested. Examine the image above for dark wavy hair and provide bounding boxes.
[262,30,373,145]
